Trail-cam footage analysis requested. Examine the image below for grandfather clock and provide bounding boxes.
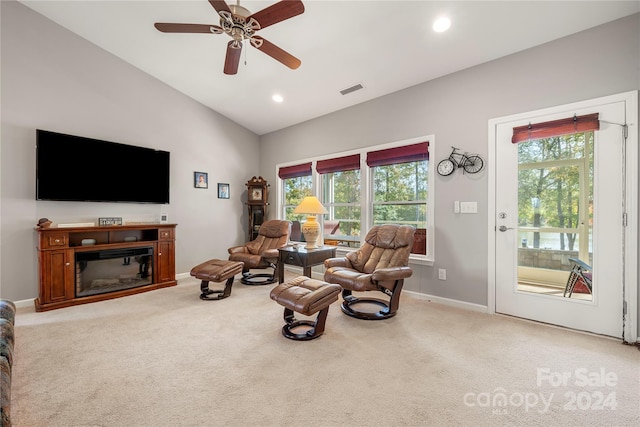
[246,176,269,241]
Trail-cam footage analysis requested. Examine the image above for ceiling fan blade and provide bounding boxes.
[248,0,305,30]
[208,0,231,14]
[223,41,242,75]
[154,23,223,34]
[251,36,301,69]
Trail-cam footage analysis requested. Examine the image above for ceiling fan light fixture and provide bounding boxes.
[231,26,244,39]
[433,17,451,33]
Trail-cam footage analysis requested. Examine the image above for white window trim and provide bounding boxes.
[276,135,435,265]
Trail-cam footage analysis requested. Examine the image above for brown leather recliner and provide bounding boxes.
[323,224,415,319]
[228,220,290,285]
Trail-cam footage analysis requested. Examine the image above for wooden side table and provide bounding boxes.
[278,245,337,283]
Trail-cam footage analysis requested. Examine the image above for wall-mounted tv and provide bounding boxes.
[36,129,170,204]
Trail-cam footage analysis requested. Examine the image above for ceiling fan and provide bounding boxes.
[154,0,304,75]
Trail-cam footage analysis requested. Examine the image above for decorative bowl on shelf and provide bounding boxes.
[37,218,52,228]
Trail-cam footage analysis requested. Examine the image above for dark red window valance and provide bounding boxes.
[366,142,429,167]
[278,162,312,179]
[512,113,600,144]
[316,154,361,174]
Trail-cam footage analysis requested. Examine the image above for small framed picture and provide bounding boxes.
[194,172,208,189]
[218,183,230,199]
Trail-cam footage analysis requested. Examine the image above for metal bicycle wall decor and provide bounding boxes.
[436,146,485,176]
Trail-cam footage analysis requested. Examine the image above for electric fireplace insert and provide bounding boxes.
[75,247,154,297]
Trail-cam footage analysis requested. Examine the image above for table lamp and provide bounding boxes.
[293,196,329,249]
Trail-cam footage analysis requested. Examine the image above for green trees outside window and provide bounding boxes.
[283,175,312,221]
[518,131,593,259]
[321,170,361,240]
[372,161,428,229]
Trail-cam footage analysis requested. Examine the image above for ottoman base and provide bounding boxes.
[199,278,234,301]
[282,307,330,341]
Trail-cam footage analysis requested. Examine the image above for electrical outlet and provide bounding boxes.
[438,269,446,280]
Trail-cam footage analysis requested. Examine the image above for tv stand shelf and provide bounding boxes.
[36,223,177,312]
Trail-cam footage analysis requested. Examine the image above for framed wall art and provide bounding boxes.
[194,172,208,189]
[218,183,230,199]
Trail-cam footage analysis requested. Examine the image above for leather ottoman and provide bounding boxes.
[190,259,244,300]
[270,276,341,340]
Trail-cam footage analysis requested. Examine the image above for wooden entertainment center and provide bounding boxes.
[36,223,177,312]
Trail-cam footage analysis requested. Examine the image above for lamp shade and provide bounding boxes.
[293,196,328,215]
[293,196,328,249]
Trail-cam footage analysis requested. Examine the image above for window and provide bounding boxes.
[512,113,598,290]
[517,132,594,287]
[368,142,429,254]
[371,162,427,229]
[279,163,312,221]
[317,155,361,247]
[277,137,434,260]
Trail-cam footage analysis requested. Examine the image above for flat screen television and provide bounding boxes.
[36,129,170,204]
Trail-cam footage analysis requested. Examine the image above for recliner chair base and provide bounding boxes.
[341,294,396,320]
[240,272,277,286]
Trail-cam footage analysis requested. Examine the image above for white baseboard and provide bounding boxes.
[402,290,488,313]
[12,298,35,309]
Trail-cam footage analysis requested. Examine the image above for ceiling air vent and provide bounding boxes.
[340,83,364,96]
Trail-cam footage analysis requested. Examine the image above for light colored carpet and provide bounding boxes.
[11,274,640,426]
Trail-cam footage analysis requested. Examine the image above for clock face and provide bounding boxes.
[250,188,263,201]
[437,159,455,176]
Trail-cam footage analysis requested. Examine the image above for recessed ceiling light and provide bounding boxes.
[433,17,451,33]
[272,94,284,103]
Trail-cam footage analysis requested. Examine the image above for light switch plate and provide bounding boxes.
[460,202,478,213]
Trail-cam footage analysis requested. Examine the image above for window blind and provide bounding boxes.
[278,162,312,179]
[512,113,600,144]
[316,154,361,174]
[366,142,429,167]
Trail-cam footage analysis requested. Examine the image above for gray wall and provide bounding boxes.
[0,1,259,301]
[260,14,640,309]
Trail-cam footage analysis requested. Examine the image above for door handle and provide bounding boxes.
[498,225,514,232]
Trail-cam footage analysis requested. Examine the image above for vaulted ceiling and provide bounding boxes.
[19,1,640,135]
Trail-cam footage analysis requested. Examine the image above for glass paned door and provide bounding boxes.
[494,98,627,338]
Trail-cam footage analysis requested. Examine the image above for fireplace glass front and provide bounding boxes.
[76,247,154,297]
